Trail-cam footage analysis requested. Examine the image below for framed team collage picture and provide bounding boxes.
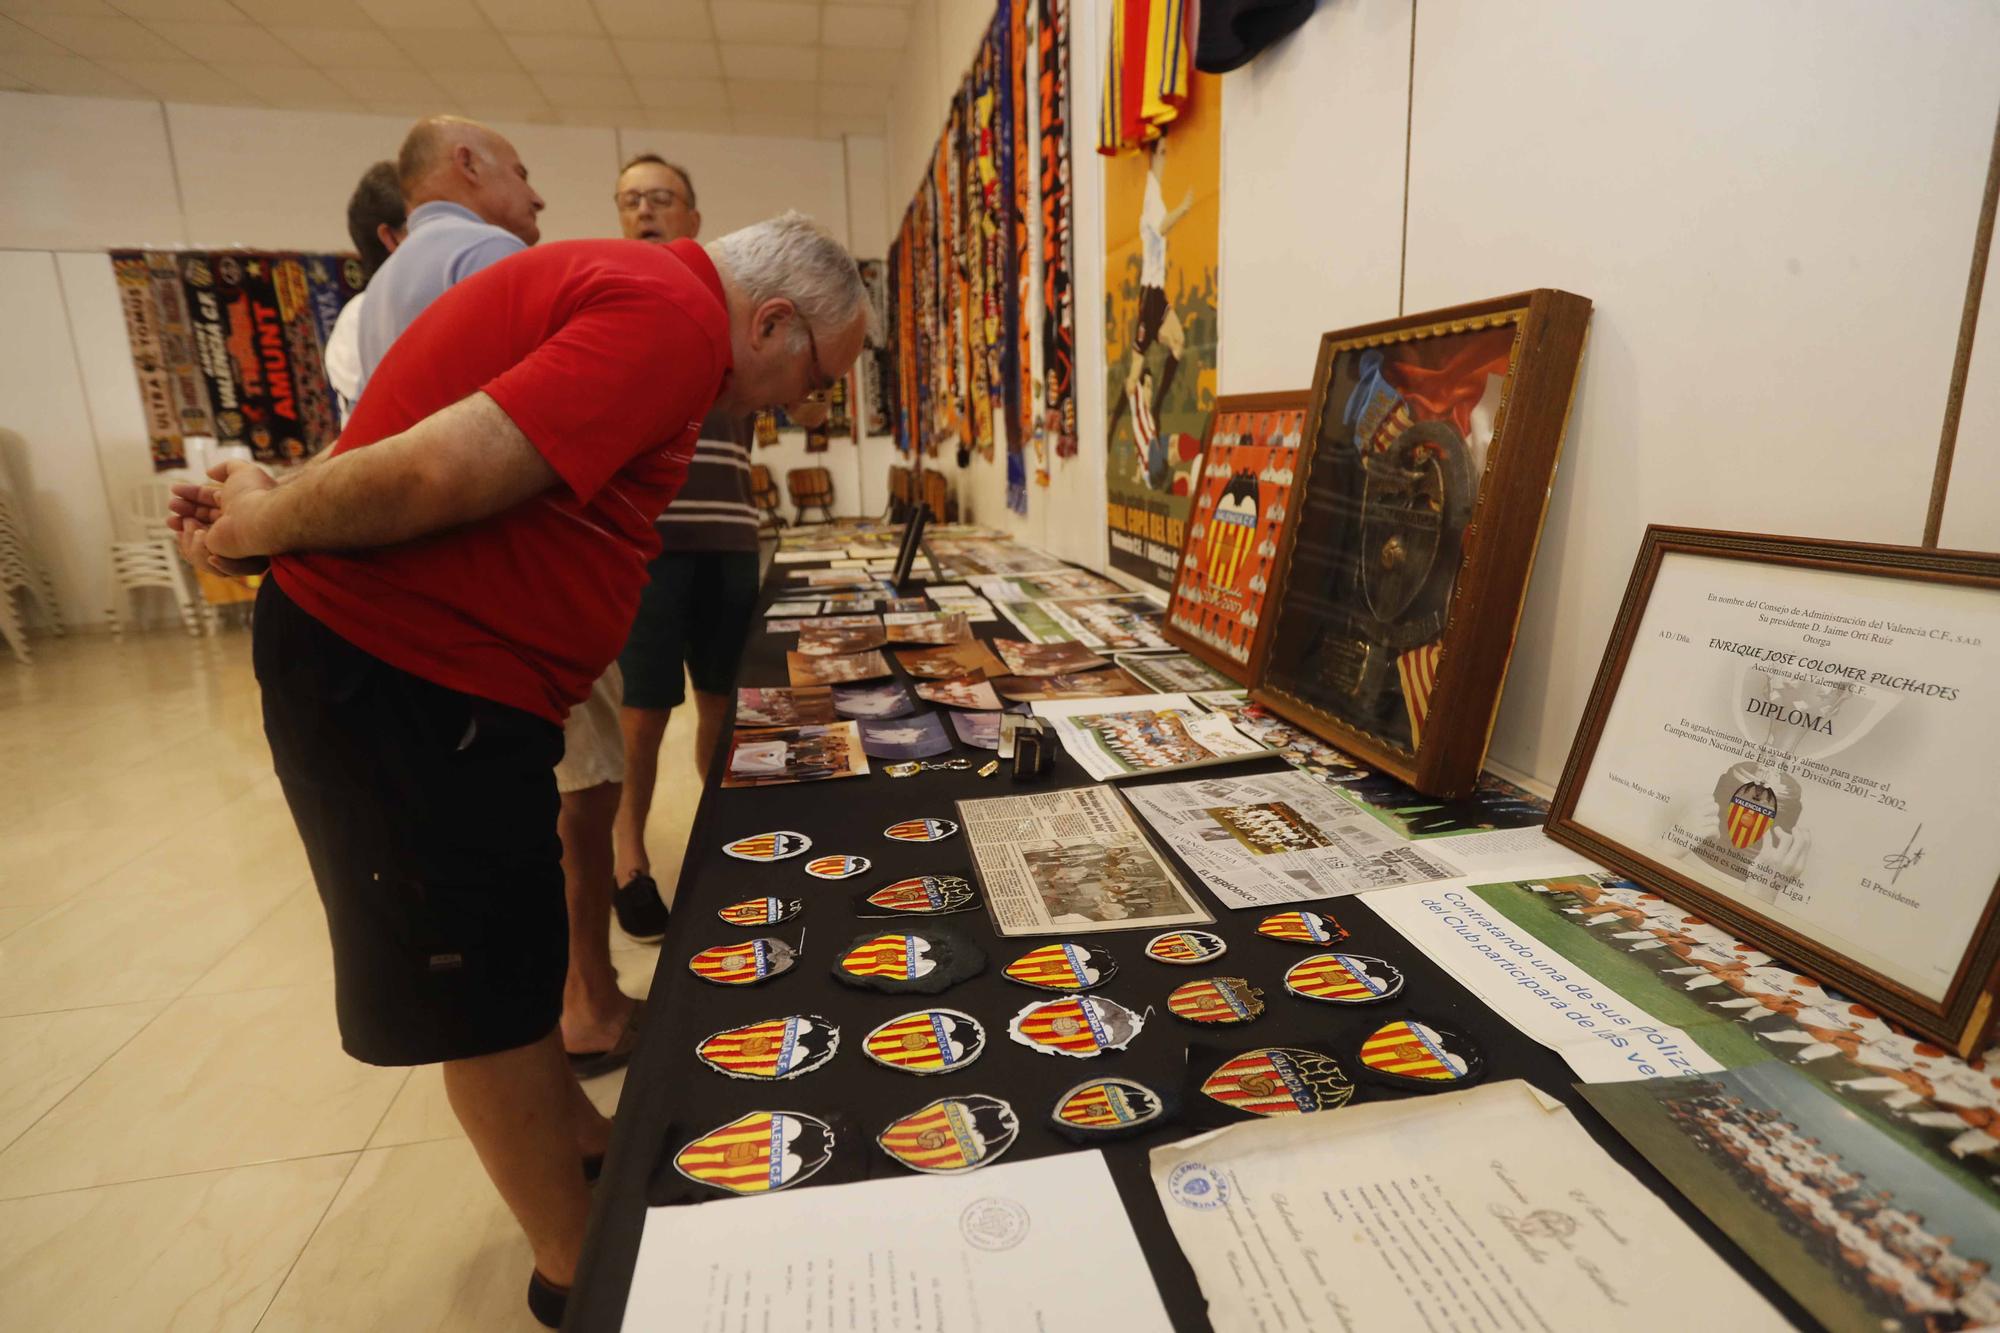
[1251,290,1593,796]
[1163,391,1309,683]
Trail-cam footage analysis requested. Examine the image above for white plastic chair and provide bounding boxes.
[0,484,61,664]
[108,477,209,638]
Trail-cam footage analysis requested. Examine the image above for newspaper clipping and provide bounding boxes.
[1122,770,1461,908]
[958,786,1215,936]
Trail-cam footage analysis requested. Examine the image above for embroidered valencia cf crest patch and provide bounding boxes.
[858,875,978,916]
[864,1009,986,1074]
[1003,942,1117,991]
[1283,953,1403,1004]
[1007,995,1145,1057]
[688,939,797,986]
[694,1015,839,1080]
[837,933,935,981]
[1200,1047,1354,1116]
[884,818,959,842]
[1358,1018,1484,1088]
[1051,1078,1165,1135]
[723,831,813,862]
[805,854,871,880]
[1256,910,1348,946]
[674,1111,834,1194]
[1167,977,1265,1025]
[1145,929,1227,965]
[717,896,802,927]
[876,1094,1018,1174]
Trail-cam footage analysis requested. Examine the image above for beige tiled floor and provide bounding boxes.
[0,630,694,1331]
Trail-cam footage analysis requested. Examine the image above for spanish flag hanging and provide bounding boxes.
[1100,0,1191,155]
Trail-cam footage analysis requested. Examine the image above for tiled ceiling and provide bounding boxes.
[0,0,911,140]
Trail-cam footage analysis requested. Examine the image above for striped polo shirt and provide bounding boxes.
[658,408,759,552]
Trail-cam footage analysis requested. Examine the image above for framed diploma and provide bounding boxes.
[1163,391,1309,682]
[1548,527,2000,1057]
[1251,290,1593,795]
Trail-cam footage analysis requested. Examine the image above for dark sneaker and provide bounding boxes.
[527,1270,568,1328]
[613,872,669,941]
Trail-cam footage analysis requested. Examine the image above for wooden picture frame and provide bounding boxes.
[1162,391,1310,683]
[1250,290,1592,796]
[1547,526,2000,1057]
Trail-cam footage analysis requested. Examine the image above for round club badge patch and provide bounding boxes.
[1200,1047,1355,1116]
[858,875,978,916]
[674,1111,834,1194]
[1256,910,1349,946]
[1358,1018,1485,1088]
[1051,1078,1166,1136]
[1283,952,1404,1004]
[723,831,813,862]
[1144,929,1228,965]
[884,818,960,843]
[877,1094,1019,1174]
[1003,942,1118,991]
[864,1008,987,1075]
[717,896,802,927]
[1007,995,1145,1058]
[695,1015,840,1080]
[1167,976,1265,1025]
[688,938,797,986]
[804,854,871,880]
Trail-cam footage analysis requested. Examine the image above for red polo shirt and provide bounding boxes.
[272,238,730,723]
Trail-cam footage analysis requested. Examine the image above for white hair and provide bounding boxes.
[706,210,872,344]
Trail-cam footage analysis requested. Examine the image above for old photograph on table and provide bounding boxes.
[993,639,1111,677]
[1115,650,1238,694]
[1031,692,1268,781]
[734,686,835,727]
[858,713,954,760]
[991,597,1077,643]
[992,668,1148,702]
[896,641,1009,679]
[1040,594,1172,652]
[1121,769,1461,908]
[882,610,972,645]
[722,723,869,788]
[795,622,889,656]
[914,675,1004,710]
[959,785,1214,936]
[968,570,1126,602]
[830,679,917,719]
[787,649,893,686]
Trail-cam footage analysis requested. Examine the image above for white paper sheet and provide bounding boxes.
[623,1151,1172,1333]
[1031,692,1269,781]
[1149,1080,1781,1333]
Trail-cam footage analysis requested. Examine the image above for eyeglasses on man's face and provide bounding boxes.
[614,188,691,212]
[800,318,832,401]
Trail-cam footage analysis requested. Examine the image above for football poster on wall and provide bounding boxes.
[1101,68,1220,590]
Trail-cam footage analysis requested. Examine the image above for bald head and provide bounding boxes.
[396,115,545,246]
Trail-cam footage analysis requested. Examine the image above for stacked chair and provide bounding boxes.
[108,476,210,639]
[749,463,786,533]
[786,466,836,525]
[0,481,61,665]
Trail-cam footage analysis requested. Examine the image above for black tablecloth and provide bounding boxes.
[565,556,1814,1331]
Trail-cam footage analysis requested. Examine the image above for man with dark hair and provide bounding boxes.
[614,152,699,243]
[324,160,407,421]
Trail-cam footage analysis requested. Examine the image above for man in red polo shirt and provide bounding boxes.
[170,211,868,1327]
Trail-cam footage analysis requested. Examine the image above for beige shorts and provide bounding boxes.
[555,666,625,793]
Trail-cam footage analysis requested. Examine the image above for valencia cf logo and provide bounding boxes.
[837,933,937,982]
[1358,1019,1484,1088]
[717,896,802,927]
[1007,995,1145,1057]
[1283,953,1404,1004]
[695,1015,840,1080]
[1145,930,1227,965]
[1256,910,1348,946]
[1168,977,1265,1025]
[1004,942,1117,991]
[1726,782,1778,850]
[1052,1079,1166,1134]
[805,854,871,880]
[724,831,813,862]
[675,1111,834,1194]
[864,1009,987,1074]
[860,875,978,916]
[1203,469,1261,592]
[877,1095,1019,1174]
[884,818,960,843]
[1200,1048,1354,1116]
[687,939,797,986]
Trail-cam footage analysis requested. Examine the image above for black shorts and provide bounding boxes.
[1134,284,1169,355]
[618,547,761,710]
[254,578,568,1067]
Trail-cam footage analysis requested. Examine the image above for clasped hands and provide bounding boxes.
[165,460,279,579]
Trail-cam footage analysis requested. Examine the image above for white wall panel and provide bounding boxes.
[0,92,183,250]
[616,127,849,243]
[164,102,409,251]
[1405,0,2000,784]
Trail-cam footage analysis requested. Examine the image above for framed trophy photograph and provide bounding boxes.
[1546,527,2000,1057]
[1163,391,1309,683]
[1250,290,1592,795]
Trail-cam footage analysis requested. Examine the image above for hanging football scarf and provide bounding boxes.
[988,4,1026,513]
[272,254,340,453]
[1100,0,1189,156]
[971,25,1005,468]
[145,251,215,445]
[110,251,184,468]
[1038,0,1078,458]
[1009,0,1041,493]
[954,83,989,464]
[930,144,958,456]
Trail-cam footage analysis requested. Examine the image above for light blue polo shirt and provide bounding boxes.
[353,200,525,398]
